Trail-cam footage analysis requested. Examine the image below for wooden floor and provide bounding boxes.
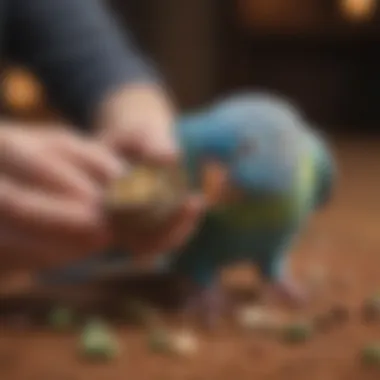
[1,136,380,380]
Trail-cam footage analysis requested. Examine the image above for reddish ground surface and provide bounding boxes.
[1,137,380,380]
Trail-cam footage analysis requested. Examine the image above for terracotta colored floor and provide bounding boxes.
[1,137,380,380]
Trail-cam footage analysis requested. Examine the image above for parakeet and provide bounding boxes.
[158,93,335,324]
[37,92,335,325]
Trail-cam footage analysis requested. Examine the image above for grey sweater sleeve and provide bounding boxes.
[6,0,160,128]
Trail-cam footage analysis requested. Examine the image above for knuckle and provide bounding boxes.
[0,131,18,164]
[49,128,83,150]
[49,131,72,150]
[0,178,16,214]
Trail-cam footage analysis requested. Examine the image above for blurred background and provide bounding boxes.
[2,2,380,379]
[2,0,380,134]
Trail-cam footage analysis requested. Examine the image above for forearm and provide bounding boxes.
[6,0,161,129]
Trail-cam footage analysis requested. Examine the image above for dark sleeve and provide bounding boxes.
[6,0,160,129]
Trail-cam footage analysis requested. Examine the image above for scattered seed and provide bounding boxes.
[281,321,313,344]
[170,330,199,357]
[361,343,380,367]
[80,318,119,361]
[235,305,281,334]
[47,307,75,331]
[147,328,172,354]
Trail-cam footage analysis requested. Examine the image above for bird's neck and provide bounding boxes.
[175,113,211,189]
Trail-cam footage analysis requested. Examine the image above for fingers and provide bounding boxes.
[0,178,109,243]
[0,126,121,273]
[97,86,179,164]
[55,133,124,185]
[2,143,98,202]
[1,130,124,202]
[100,118,179,165]
[138,111,179,162]
[0,179,110,272]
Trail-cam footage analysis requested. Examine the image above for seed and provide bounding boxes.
[281,321,313,344]
[170,330,199,357]
[80,318,119,361]
[361,343,380,366]
[147,328,172,354]
[236,305,280,333]
[47,306,75,331]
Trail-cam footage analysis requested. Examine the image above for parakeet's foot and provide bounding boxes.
[266,278,308,308]
[182,283,227,330]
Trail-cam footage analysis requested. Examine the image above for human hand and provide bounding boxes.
[95,83,204,258]
[0,124,123,272]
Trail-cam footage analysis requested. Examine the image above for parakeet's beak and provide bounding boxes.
[201,160,229,206]
[201,160,243,206]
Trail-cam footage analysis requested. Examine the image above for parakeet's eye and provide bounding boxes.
[236,140,256,156]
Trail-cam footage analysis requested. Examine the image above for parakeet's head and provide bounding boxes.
[178,92,336,228]
[179,93,307,202]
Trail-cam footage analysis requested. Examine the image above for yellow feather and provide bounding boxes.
[295,152,316,217]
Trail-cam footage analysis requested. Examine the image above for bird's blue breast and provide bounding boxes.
[171,209,293,285]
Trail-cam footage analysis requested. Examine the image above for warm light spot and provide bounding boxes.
[2,68,43,112]
[339,0,377,22]
[236,0,319,30]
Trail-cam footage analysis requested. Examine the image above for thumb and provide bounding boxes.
[140,118,180,163]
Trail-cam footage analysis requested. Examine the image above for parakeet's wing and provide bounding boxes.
[307,129,336,209]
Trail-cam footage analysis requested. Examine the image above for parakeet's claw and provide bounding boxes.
[182,283,226,330]
[266,278,308,308]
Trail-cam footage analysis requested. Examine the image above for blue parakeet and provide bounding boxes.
[37,92,335,324]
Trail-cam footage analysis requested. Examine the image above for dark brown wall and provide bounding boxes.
[109,0,380,132]
[108,0,221,109]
